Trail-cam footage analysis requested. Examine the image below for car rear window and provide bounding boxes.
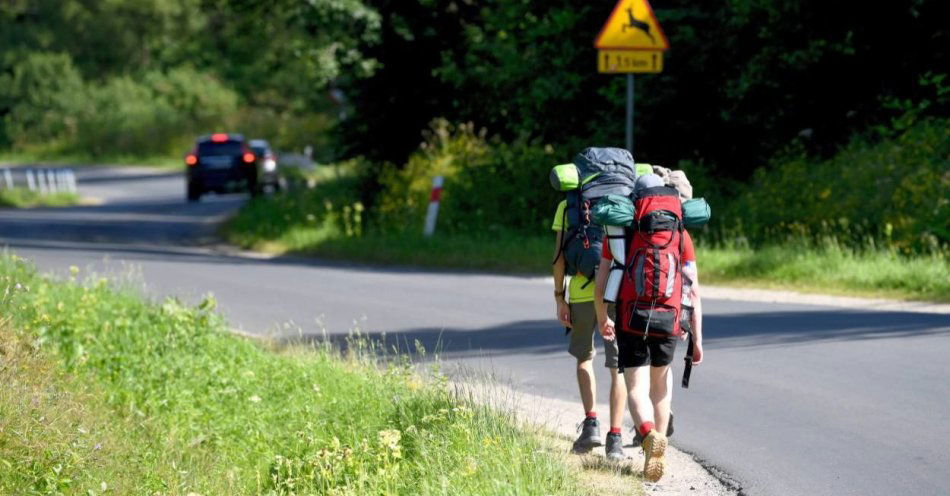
[198,141,243,156]
[251,146,268,157]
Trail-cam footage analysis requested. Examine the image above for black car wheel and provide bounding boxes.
[187,182,202,202]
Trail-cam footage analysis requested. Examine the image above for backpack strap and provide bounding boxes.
[551,201,571,265]
[682,331,694,388]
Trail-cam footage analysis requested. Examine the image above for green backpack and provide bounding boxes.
[550,147,638,281]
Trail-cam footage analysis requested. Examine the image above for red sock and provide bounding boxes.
[638,421,655,437]
[609,427,622,435]
[585,411,597,419]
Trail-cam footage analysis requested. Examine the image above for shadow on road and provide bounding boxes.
[286,310,950,362]
[75,171,182,185]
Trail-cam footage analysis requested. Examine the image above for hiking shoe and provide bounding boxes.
[642,430,668,482]
[571,417,603,454]
[632,429,643,447]
[631,413,673,447]
[605,432,626,461]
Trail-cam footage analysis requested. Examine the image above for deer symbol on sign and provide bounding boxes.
[621,6,656,44]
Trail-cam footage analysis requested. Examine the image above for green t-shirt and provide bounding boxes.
[552,200,595,303]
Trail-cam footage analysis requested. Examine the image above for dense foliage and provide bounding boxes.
[0,0,379,157]
[341,0,948,178]
[370,116,947,250]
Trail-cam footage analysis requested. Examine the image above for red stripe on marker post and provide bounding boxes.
[424,175,444,237]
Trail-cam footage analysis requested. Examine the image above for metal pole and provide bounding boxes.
[626,74,634,155]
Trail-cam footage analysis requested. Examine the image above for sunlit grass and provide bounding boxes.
[0,188,81,208]
[0,255,583,495]
[0,150,180,169]
[699,242,949,302]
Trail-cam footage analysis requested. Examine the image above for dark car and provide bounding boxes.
[249,139,280,193]
[184,133,259,202]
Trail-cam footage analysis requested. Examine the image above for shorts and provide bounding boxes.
[616,331,678,370]
[568,302,618,368]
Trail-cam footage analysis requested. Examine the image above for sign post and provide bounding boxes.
[627,74,634,153]
[595,0,669,157]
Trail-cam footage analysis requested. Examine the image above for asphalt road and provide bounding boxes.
[2,166,948,496]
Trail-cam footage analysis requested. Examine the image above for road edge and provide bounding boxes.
[453,378,739,496]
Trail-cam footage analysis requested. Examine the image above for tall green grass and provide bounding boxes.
[699,242,949,301]
[0,255,582,494]
[0,188,81,208]
[225,167,948,300]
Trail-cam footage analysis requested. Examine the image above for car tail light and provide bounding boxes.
[185,154,198,166]
[243,152,255,163]
[211,133,229,142]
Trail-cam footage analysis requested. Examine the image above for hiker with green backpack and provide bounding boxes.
[550,147,640,461]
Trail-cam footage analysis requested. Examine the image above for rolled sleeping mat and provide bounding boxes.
[604,225,625,303]
[682,197,712,228]
[590,194,635,227]
[549,163,580,191]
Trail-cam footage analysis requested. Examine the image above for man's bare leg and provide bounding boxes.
[608,367,624,430]
[651,365,673,434]
[577,358,596,414]
[624,365,653,426]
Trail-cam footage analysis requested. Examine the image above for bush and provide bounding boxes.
[0,52,244,158]
[73,76,181,156]
[716,118,949,253]
[374,119,561,235]
[144,67,240,137]
[0,52,86,147]
[74,70,240,157]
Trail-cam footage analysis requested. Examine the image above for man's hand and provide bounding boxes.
[599,317,616,342]
[691,341,703,365]
[556,299,572,328]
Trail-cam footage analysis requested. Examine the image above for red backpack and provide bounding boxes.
[617,186,685,338]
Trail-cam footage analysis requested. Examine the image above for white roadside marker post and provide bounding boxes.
[37,170,48,194]
[423,175,444,237]
[2,168,11,189]
[66,169,78,193]
[26,169,36,191]
[46,169,58,194]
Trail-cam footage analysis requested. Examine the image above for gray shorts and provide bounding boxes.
[568,302,618,368]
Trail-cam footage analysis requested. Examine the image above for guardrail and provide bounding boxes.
[0,167,78,194]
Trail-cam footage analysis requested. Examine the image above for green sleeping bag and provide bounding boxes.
[682,198,712,228]
[591,194,635,227]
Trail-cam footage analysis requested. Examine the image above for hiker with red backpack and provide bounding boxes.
[593,173,706,483]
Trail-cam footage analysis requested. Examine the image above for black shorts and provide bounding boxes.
[617,331,678,370]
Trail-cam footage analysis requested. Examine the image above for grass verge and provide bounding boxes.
[0,188,82,208]
[0,151,180,169]
[223,176,949,301]
[0,254,611,495]
[699,243,949,302]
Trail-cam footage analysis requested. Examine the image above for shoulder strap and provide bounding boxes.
[682,331,694,388]
[551,204,570,265]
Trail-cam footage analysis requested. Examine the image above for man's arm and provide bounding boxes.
[593,255,615,340]
[683,261,703,364]
[553,231,571,327]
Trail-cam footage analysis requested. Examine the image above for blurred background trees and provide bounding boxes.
[1,0,946,251]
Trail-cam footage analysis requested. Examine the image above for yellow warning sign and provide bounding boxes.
[598,50,663,74]
[595,0,669,51]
